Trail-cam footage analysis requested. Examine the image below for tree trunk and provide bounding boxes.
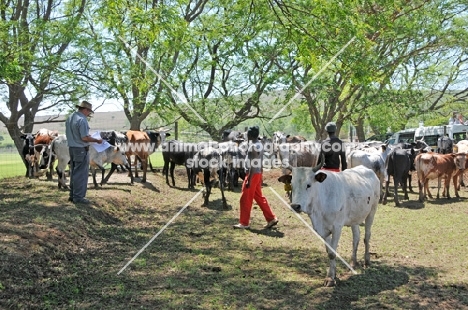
[355,117,366,142]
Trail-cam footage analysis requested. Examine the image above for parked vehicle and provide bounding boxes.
[387,128,418,145]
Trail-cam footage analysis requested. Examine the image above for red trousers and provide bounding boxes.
[239,173,276,226]
[321,167,340,172]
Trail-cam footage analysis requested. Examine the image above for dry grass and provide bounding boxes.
[1,168,468,309]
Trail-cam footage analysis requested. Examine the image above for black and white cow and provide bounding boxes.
[162,140,198,188]
[190,146,227,208]
[20,132,38,178]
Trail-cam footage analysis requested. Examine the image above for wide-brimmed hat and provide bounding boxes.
[75,101,94,113]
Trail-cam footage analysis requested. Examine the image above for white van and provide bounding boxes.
[414,124,468,151]
[387,128,417,145]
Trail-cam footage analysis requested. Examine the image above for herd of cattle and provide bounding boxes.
[19,128,468,208]
[18,128,468,286]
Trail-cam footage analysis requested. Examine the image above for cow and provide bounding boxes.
[218,140,247,191]
[190,146,227,208]
[272,131,307,145]
[347,149,386,201]
[20,132,38,178]
[388,141,429,193]
[106,130,151,184]
[162,140,198,188]
[34,128,59,180]
[415,152,467,202]
[50,135,70,189]
[146,129,171,172]
[276,141,321,200]
[382,148,416,206]
[454,140,468,189]
[221,129,244,142]
[99,130,130,178]
[89,144,131,188]
[289,163,380,287]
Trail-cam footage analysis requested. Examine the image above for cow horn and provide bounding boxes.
[312,153,324,173]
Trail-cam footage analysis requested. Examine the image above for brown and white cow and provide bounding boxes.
[34,128,59,180]
[415,152,467,202]
[124,130,151,184]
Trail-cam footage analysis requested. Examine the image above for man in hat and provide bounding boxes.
[65,101,103,204]
[234,125,278,229]
[318,122,347,172]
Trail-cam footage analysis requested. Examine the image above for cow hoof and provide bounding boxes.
[323,278,336,287]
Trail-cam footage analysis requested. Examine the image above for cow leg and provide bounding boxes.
[350,225,360,268]
[364,209,376,267]
[324,229,341,287]
[453,173,460,198]
[91,166,100,188]
[425,179,433,199]
[186,167,194,189]
[170,162,176,186]
[126,156,134,184]
[444,175,451,199]
[418,178,425,202]
[382,175,391,205]
[203,169,211,206]
[436,177,442,199]
[163,161,170,185]
[402,175,409,200]
[407,173,413,192]
[141,157,147,183]
[393,176,401,207]
[219,166,227,209]
[133,156,139,179]
[103,163,118,184]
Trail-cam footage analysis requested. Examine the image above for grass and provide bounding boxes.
[0,152,24,178]
[1,168,468,309]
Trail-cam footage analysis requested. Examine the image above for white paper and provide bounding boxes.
[90,131,112,153]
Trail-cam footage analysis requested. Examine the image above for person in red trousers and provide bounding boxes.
[233,126,278,229]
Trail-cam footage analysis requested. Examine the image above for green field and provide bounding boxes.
[0,152,24,178]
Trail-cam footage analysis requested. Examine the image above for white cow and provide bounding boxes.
[454,140,468,189]
[50,135,70,189]
[290,164,380,287]
[89,145,130,187]
[347,148,386,201]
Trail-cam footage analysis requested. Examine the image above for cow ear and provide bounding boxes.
[315,172,327,183]
[278,175,292,184]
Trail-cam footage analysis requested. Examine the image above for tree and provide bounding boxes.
[167,0,296,139]
[0,0,88,159]
[85,0,295,138]
[268,0,468,140]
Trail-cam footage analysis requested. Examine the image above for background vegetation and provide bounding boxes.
[1,0,467,161]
